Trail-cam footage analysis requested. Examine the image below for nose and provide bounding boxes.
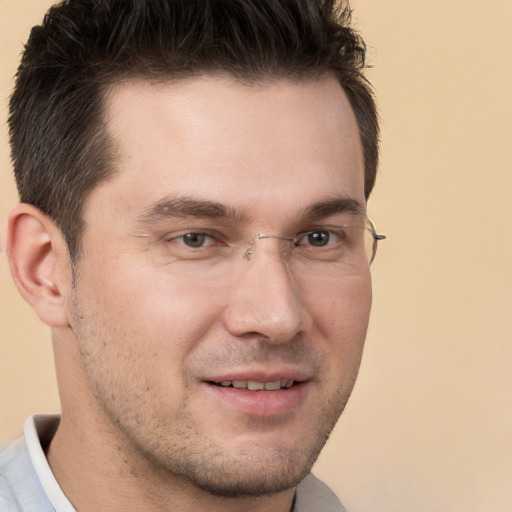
[222,239,311,343]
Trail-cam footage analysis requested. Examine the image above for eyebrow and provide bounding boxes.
[137,196,249,225]
[303,197,365,219]
[136,194,365,226]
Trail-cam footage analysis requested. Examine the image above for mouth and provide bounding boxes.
[203,376,308,417]
[208,379,296,391]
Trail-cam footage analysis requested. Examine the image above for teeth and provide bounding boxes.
[248,381,265,391]
[264,381,281,391]
[215,380,295,390]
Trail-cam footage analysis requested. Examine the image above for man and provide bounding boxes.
[0,0,384,510]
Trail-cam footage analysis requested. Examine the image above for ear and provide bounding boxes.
[6,203,72,328]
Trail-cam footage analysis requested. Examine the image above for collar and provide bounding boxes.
[24,414,75,512]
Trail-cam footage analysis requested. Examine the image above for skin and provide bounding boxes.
[8,75,372,512]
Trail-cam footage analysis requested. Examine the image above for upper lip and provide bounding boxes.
[203,367,311,384]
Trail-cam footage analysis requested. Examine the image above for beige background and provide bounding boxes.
[1,1,511,511]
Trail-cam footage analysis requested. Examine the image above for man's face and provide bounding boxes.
[65,75,372,496]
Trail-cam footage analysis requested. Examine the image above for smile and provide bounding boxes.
[211,380,295,390]
[204,375,309,416]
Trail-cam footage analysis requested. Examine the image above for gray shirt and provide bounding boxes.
[0,415,346,512]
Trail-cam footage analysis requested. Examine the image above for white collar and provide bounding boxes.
[24,415,76,512]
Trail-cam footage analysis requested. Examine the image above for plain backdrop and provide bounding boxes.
[1,1,511,511]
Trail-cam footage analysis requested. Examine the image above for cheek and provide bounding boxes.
[79,258,226,361]
[302,272,371,382]
[303,271,372,338]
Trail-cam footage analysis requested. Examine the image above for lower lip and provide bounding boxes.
[203,382,308,417]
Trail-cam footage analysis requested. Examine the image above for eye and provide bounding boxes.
[174,233,216,248]
[296,229,339,247]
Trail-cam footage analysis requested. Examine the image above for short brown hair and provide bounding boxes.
[9,0,379,259]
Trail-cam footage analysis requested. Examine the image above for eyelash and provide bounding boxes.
[171,232,221,248]
[295,229,344,247]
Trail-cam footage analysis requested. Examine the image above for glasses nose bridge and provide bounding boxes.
[243,233,295,261]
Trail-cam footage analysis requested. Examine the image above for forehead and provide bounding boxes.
[93,75,364,226]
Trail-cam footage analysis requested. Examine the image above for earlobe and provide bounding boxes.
[6,203,72,328]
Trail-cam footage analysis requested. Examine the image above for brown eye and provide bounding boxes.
[296,230,335,247]
[305,230,330,247]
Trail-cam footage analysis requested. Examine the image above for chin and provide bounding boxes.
[150,421,334,498]
[180,451,314,498]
